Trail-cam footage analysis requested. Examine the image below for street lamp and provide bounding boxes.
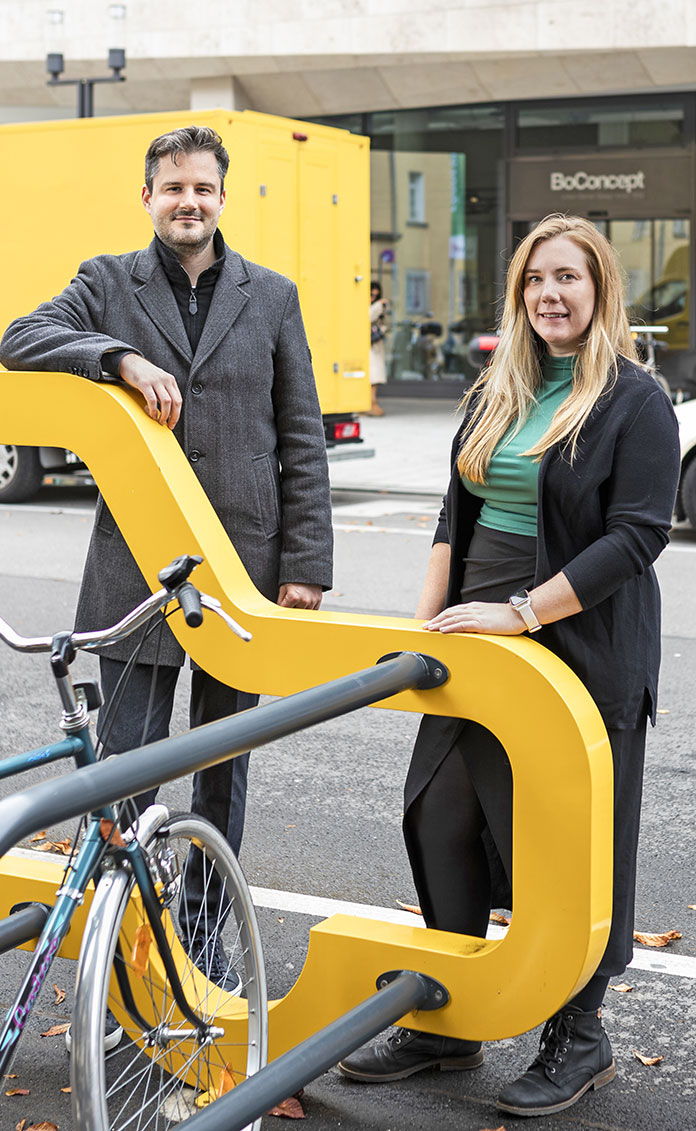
[46,49,126,118]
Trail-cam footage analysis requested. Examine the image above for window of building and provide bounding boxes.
[515,99,686,152]
[407,171,425,223]
[366,103,505,387]
[405,270,430,314]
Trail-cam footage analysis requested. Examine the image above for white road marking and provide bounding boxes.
[249,883,696,980]
[8,847,694,979]
[332,499,440,518]
[0,503,94,517]
[334,523,433,537]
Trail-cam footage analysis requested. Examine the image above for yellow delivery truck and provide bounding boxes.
[0,108,371,500]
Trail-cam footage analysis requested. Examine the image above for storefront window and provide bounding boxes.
[516,100,686,152]
[368,104,504,385]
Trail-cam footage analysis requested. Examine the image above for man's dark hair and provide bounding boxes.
[144,126,230,193]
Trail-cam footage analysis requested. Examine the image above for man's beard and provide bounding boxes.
[160,219,214,258]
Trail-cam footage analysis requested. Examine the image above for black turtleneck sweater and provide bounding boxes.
[154,229,226,355]
[101,229,226,375]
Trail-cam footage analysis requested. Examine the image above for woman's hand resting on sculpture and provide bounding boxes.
[422,601,528,635]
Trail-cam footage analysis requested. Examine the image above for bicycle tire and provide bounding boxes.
[71,811,267,1131]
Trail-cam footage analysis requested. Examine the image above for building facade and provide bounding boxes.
[1,1,695,394]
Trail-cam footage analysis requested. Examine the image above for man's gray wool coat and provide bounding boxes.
[0,239,334,665]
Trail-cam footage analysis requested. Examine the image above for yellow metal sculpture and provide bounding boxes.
[0,370,613,1058]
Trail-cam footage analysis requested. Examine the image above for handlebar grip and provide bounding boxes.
[177,582,203,628]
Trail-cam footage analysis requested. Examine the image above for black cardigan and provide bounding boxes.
[435,361,680,729]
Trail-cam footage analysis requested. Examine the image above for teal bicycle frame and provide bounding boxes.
[0,697,116,1070]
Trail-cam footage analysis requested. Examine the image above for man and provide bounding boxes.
[0,126,333,990]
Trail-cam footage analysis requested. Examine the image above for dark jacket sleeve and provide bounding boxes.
[562,387,680,609]
[433,422,466,546]
[271,283,333,590]
[0,257,140,381]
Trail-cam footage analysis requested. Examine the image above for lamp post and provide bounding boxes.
[46,49,126,118]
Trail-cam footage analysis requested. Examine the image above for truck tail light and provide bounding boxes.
[330,420,361,441]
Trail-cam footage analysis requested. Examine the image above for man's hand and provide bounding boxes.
[277,583,323,610]
[119,353,182,429]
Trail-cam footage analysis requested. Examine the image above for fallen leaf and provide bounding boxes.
[609,982,633,993]
[217,1064,236,1097]
[688,905,696,911]
[285,825,296,829]
[99,818,126,848]
[53,983,66,1005]
[30,831,47,842]
[489,911,511,926]
[40,1022,70,1037]
[25,1123,59,1131]
[49,838,73,856]
[633,930,682,948]
[656,708,670,715]
[36,842,55,852]
[61,1085,72,1093]
[478,1126,507,1131]
[15,1118,26,1131]
[268,1094,305,1119]
[633,1049,664,1067]
[131,923,152,978]
[278,917,284,924]
[396,900,422,915]
[4,1073,18,1078]
[5,1088,30,1095]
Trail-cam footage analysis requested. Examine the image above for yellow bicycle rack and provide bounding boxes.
[0,370,613,1058]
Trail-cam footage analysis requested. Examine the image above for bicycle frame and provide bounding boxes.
[0,651,443,1079]
[0,814,106,1071]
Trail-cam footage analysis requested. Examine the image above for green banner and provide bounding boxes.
[449,153,466,259]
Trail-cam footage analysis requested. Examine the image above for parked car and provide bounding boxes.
[0,445,93,503]
[674,398,696,530]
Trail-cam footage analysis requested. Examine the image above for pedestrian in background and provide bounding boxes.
[340,214,679,1118]
[369,280,388,415]
[0,124,333,994]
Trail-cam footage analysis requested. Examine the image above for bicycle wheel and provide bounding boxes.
[72,811,267,1131]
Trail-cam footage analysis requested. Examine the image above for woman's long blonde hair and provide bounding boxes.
[458,214,638,483]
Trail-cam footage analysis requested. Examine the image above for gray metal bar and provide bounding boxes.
[0,904,50,955]
[185,971,434,1131]
[0,652,439,857]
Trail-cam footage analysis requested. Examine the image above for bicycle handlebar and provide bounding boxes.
[177,581,203,628]
[0,559,251,655]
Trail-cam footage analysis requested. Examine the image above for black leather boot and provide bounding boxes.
[337,1027,483,1083]
[497,1006,615,1116]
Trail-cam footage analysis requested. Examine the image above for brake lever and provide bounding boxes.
[199,595,252,642]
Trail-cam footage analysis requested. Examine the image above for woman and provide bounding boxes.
[369,281,388,416]
[339,215,680,1117]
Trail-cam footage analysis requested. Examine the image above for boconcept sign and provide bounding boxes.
[550,170,645,195]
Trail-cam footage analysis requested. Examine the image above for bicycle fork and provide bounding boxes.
[111,826,218,1045]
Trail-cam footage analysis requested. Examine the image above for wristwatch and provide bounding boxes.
[509,589,542,633]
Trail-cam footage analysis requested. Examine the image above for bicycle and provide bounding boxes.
[0,554,269,1131]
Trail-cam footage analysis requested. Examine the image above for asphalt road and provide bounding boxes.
[0,487,695,1131]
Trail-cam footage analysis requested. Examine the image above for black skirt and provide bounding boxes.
[403,522,647,976]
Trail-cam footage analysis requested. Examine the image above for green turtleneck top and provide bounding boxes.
[461,353,575,537]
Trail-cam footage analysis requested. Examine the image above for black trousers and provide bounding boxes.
[98,657,258,857]
[403,716,647,979]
